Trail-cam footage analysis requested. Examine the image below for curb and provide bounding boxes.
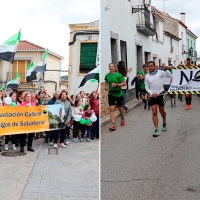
[101,100,143,127]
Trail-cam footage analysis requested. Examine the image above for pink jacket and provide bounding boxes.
[21,101,36,106]
[82,110,93,126]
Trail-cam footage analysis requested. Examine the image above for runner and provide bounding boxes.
[105,63,126,131]
[139,64,150,110]
[145,61,173,137]
[185,58,193,110]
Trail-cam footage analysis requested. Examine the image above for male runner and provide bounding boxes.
[139,64,150,110]
[185,58,193,110]
[105,63,126,131]
[145,61,173,137]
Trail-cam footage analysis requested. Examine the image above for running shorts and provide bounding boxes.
[150,95,166,107]
[108,95,123,107]
[140,89,148,96]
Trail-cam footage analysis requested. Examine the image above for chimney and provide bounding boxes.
[180,12,186,24]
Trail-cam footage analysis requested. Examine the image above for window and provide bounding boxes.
[120,40,127,69]
[12,60,31,82]
[79,43,98,74]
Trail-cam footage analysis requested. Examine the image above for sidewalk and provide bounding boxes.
[101,99,143,127]
[0,136,99,200]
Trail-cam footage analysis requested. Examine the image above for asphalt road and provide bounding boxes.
[101,95,200,200]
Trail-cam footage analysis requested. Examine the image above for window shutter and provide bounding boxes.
[80,43,97,69]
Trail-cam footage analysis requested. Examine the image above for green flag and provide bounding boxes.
[4,29,21,45]
[42,48,48,60]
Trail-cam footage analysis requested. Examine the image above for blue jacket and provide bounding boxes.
[48,98,57,105]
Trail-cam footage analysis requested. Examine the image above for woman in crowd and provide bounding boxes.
[31,92,38,105]
[17,90,25,104]
[90,90,99,139]
[20,92,36,152]
[118,61,132,111]
[72,98,83,142]
[54,90,72,148]
[4,92,20,151]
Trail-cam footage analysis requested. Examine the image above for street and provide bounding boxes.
[0,137,99,200]
[101,95,200,200]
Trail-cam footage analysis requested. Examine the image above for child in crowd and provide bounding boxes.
[81,105,95,142]
[72,99,83,142]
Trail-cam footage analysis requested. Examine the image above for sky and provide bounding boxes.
[0,0,99,75]
[152,0,200,56]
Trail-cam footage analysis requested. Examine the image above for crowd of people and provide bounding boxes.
[0,86,99,152]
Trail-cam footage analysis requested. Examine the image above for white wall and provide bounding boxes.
[179,24,187,63]
[101,0,165,90]
[163,35,179,66]
[69,34,99,96]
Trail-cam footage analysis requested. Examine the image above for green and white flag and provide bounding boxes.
[7,73,21,89]
[34,48,48,72]
[26,62,37,82]
[78,67,99,88]
[0,30,21,63]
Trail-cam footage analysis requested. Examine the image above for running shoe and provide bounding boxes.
[188,104,192,109]
[153,129,160,137]
[120,120,125,126]
[80,138,83,142]
[162,124,167,131]
[86,138,90,142]
[148,107,151,111]
[109,125,116,131]
[144,104,147,110]
[185,105,189,110]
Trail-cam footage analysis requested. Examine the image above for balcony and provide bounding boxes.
[134,5,156,36]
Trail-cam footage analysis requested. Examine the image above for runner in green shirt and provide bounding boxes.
[104,63,126,131]
[139,64,151,110]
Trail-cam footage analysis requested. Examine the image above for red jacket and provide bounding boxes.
[90,97,99,115]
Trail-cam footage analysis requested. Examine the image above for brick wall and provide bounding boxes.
[100,82,110,118]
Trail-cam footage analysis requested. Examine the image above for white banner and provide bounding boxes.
[168,69,200,92]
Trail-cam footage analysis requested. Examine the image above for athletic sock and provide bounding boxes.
[163,121,166,125]
[121,118,124,121]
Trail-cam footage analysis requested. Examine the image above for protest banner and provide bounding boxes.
[0,104,65,135]
[167,66,200,94]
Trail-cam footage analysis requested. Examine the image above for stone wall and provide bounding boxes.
[100,82,110,118]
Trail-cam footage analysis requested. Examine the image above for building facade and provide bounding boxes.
[0,40,64,95]
[68,21,99,96]
[186,29,198,65]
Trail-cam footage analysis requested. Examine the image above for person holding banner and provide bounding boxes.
[54,90,72,148]
[20,92,36,152]
[185,58,193,110]
[145,61,173,137]
[4,92,19,151]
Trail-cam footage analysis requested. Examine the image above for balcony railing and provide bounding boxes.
[135,5,156,36]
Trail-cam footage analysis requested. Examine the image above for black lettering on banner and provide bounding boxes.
[179,71,193,85]
[193,70,200,82]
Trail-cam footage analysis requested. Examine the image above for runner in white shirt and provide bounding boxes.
[145,61,173,137]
